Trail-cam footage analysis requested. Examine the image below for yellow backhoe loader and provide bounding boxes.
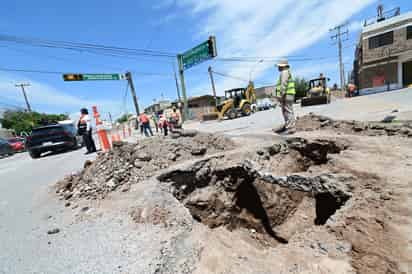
[301,74,331,107]
[216,82,256,120]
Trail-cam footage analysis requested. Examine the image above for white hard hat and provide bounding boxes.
[277,59,289,67]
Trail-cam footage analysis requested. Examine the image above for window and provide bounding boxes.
[407,26,412,40]
[369,31,394,49]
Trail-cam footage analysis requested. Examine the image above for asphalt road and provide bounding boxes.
[186,87,412,136]
[0,88,411,273]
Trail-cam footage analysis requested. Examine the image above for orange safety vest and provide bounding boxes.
[140,114,149,123]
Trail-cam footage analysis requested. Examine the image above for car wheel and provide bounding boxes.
[242,103,252,116]
[29,150,41,159]
[227,109,237,120]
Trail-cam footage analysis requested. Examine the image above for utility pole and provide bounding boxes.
[108,112,113,125]
[330,23,349,92]
[172,65,181,102]
[208,66,218,107]
[177,54,189,121]
[125,72,140,128]
[15,83,32,112]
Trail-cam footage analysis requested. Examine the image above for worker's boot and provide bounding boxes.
[281,127,296,135]
[272,125,286,134]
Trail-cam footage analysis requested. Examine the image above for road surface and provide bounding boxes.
[185,87,412,136]
[0,88,411,273]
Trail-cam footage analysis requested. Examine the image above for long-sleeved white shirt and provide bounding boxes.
[80,114,92,131]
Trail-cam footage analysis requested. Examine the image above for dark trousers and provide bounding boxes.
[143,122,153,137]
[83,130,96,153]
[163,125,168,136]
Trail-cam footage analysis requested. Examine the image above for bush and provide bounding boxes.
[116,113,133,124]
[0,110,68,135]
[294,77,308,100]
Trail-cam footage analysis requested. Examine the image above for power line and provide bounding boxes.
[0,33,340,63]
[211,70,249,83]
[0,34,177,58]
[0,67,172,77]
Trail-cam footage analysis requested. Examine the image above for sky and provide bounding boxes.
[0,0,411,120]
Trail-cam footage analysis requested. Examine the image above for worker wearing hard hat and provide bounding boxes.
[273,59,296,134]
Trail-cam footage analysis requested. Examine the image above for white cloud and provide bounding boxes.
[348,20,364,33]
[173,0,376,94]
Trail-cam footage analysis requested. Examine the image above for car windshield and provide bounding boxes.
[31,126,64,136]
[8,138,21,143]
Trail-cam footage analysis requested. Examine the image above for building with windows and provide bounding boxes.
[144,99,172,115]
[353,7,412,95]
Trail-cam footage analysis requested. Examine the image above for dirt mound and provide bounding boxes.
[55,132,235,201]
[248,137,348,176]
[296,113,412,137]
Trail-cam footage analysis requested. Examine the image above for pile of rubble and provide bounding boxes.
[296,113,412,137]
[55,131,235,201]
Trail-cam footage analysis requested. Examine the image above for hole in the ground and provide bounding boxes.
[159,159,350,245]
[234,180,288,243]
[315,192,349,225]
[252,138,348,176]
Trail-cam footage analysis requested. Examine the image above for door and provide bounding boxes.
[403,61,412,87]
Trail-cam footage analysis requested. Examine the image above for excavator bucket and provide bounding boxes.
[301,96,329,107]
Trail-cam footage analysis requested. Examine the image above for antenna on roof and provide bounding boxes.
[377,4,385,22]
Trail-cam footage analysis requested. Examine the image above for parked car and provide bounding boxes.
[256,98,275,111]
[25,124,82,159]
[0,138,14,158]
[7,137,26,152]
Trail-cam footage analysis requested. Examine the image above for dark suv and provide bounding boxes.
[0,138,14,158]
[26,124,82,159]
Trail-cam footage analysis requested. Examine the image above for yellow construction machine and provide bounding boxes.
[301,74,331,107]
[216,82,256,120]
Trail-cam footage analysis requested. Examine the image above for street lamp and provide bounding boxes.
[249,59,264,81]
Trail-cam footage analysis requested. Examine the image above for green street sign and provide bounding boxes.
[82,74,124,81]
[181,36,217,70]
[63,73,126,81]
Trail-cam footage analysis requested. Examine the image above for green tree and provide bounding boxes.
[294,77,309,100]
[0,110,68,135]
[116,113,132,124]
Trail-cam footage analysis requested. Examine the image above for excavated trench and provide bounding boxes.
[159,138,351,245]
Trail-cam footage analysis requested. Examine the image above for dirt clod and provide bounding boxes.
[47,228,60,235]
[297,113,412,138]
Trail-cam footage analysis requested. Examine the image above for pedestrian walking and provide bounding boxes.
[78,108,97,154]
[273,59,296,135]
[152,114,159,133]
[159,115,168,136]
[139,112,154,137]
[169,107,181,131]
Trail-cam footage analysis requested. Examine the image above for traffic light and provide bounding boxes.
[63,74,83,81]
[208,36,217,58]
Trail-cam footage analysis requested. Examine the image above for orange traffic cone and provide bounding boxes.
[92,106,111,152]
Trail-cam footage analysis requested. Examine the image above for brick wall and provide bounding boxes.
[362,25,412,64]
